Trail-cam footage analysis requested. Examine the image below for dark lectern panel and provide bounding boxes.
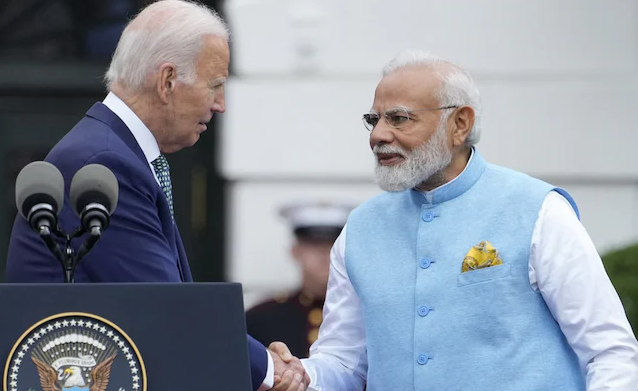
[0,282,252,391]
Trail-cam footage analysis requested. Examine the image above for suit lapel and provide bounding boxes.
[85,103,149,169]
[85,102,192,282]
[174,226,193,282]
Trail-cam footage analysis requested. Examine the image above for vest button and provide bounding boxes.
[418,306,432,317]
[422,212,434,222]
[420,258,434,269]
[417,354,431,365]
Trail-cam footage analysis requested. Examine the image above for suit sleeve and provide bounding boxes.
[87,152,273,388]
[247,335,270,391]
[76,151,181,282]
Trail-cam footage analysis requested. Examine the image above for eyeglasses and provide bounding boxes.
[362,106,458,132]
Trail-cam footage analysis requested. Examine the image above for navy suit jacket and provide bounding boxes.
[6,103,269,390]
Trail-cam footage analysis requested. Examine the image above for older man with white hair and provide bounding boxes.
[297,50,638,390]
[6,1,308,390]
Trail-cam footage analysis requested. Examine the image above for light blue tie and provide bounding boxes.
[151,155,174,219]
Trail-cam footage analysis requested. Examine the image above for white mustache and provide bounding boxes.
[373,144,407,157]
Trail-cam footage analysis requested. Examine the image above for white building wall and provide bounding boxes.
[219,0,638,308]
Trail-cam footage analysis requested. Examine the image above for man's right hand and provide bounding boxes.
[268,341,310,390]
[269,369,307,391]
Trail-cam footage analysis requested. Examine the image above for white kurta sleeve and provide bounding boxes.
[302,226,367,391]
[530,191,638,390]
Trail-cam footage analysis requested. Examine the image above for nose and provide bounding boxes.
[369,121,396,150]
[211,87,226,114]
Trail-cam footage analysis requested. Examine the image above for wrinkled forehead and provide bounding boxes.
[371,68,442,113]
[196,35,230,80]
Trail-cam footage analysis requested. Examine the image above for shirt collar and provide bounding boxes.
[102,92,161,164]
[413,147,486,204]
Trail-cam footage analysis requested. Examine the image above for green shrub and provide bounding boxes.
[601,243,638,336]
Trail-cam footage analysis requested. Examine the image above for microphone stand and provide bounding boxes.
[39,225,103,283]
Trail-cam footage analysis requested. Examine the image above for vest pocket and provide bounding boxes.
[457,263,511,287]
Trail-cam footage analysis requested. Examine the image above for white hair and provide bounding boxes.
[382,50,482,146]
[105,0,230,92]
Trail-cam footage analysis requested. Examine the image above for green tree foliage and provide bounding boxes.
[601,243,638,336]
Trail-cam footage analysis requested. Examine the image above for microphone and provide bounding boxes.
[68,164,119,272]
[69,164,119,236]
[15,161,65,235]
[15,161,67,268]
[13,161,119,283]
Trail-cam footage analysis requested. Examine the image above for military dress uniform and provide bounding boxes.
[246,289,325,358]
[245,201,354,358]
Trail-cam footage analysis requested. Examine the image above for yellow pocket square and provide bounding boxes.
[461,240,503,272]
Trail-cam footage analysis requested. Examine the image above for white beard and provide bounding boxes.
[373,121,453,192]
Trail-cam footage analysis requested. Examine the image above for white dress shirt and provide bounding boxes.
[302,152,638,391]
[102,92,162,186]
[103,92,276,390]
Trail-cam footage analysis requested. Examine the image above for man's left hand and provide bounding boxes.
[268,341,310,389]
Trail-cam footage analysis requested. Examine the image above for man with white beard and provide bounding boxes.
[295,50,638,390]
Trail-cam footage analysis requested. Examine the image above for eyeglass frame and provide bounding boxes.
[362,105,459,132]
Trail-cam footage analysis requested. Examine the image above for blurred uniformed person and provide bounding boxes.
[246,201,354,358]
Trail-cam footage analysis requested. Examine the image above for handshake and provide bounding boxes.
[267,342,311,391]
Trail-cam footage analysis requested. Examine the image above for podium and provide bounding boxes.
[0,282,254,391]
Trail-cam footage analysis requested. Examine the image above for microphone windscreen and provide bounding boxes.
[15,161,65,219]
[69,164,119,216]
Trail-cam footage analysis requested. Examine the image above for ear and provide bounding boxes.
[156,63,178,104]
[450,106,475,147]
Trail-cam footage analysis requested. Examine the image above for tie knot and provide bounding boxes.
[152,154,170,173]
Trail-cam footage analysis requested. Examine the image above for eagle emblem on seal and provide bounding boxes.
[31,353,116,391]
[4,313,146,391]
[30,330,117,391]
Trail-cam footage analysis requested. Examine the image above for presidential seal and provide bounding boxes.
[3,312,146,391]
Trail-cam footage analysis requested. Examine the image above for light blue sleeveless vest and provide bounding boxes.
[345,149,585,390]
